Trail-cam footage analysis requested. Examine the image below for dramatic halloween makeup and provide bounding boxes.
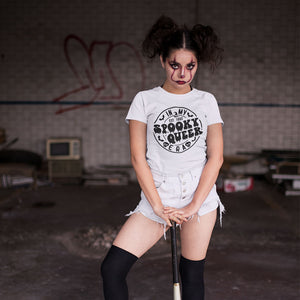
[160,49,198,93]
[168,57,196,85]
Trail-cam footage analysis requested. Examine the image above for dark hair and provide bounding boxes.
[142,15,223,70]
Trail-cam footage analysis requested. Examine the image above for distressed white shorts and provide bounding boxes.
[127,167,225,228]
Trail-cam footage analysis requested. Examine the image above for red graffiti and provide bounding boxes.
[52,35,145,114]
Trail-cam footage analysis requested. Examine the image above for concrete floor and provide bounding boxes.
[0,179,299,300]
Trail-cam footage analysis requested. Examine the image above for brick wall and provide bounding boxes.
[0,0,299,173]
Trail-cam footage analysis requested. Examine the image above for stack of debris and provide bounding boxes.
[223,149,300,196]
[217,155,254,193]
[82,165,133,186]
[263,150,300,196]
[0,128,42,189]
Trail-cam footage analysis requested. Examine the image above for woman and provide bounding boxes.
[101,15,224,300]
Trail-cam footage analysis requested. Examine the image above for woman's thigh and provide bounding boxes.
[113,213,166,258]
[180,209,217,260]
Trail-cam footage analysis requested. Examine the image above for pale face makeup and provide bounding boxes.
[160,49,198,94]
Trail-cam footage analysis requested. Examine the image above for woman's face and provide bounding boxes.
[160,48,198,94]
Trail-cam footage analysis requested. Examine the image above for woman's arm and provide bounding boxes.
[164,123,223,219]
[129,120,185,226]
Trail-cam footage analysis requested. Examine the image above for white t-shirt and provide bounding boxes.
[126,86,223,174]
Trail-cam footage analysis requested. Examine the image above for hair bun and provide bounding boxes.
[192,25,216,46]
[192,24,223,68]
[142,15,178,59]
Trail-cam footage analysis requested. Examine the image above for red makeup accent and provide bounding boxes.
[171,68,176,82]
[185,59,195,83]
[187,69,193,83]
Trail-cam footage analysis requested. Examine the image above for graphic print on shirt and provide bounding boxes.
[153,106,203,153]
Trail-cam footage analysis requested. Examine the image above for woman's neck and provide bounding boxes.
[161,82,192,94]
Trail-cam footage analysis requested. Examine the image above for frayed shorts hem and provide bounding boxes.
[126,199,225,239]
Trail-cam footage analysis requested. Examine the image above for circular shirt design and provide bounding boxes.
[153,106,203,153]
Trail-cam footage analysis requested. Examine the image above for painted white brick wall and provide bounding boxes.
[0,105,131,167]
[0,0,299,173]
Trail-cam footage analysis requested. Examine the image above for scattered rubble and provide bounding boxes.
[73,225,121,250]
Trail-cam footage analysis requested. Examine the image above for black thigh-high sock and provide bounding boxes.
[179,255,206,300]
[101,245,138,300]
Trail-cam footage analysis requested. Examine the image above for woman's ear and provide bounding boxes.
[160,55,165,69]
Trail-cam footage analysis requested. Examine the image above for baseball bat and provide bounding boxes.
[170,221,181,300]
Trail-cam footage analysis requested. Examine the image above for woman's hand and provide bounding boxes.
[163,203,199,223]
[153,205,187,226]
